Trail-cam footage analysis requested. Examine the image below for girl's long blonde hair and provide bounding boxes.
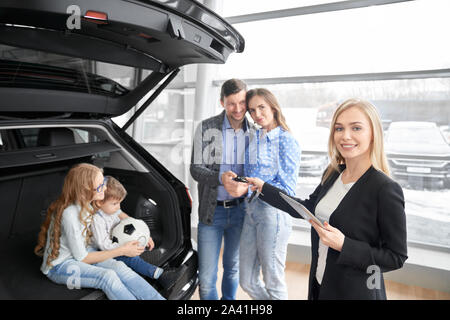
[246,88,291,132]
[34,163,103,266]
[321,98,390,184]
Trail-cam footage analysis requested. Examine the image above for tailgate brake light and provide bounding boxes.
[84,10,108,24]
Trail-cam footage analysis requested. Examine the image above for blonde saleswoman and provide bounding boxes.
[247,98,408,300]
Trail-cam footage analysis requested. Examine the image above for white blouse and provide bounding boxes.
[314,172,354,284]
[41,204,92,275]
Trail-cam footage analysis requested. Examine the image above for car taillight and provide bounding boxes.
[138,32,153,39]
[83,10,108,24]
[185,187,193,208]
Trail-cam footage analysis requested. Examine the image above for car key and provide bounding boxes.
[232,176,249,183]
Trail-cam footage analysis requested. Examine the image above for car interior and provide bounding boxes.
[0,125,188,299]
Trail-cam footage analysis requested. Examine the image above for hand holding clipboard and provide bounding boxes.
[279,192,346,251]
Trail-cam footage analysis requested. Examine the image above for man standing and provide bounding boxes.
[190,79,251,300]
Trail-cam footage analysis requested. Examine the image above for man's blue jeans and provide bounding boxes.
[239,198,292,300]
[47,257,165,300]
[197,201,245,300]
[115,256,158,279]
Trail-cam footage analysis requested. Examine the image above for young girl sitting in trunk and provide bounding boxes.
[90,176,185,290]
[34,163,165,300]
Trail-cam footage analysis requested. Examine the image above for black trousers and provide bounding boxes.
[311,277,321,300]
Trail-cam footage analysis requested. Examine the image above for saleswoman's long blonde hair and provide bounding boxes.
[322,98,390,184]
[34,163,102,266]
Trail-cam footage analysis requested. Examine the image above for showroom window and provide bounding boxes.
[219,0,450,80]
[216,0,450,249]
[114,0,450,251]
[113,67,196,185]
[237,79,450,249]
[138,85,195,183]
[222,0,347,17]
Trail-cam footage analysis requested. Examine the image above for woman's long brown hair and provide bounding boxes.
[246,88,291,132]
[34,163,103,266]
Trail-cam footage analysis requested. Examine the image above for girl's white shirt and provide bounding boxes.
[41,204,93,275]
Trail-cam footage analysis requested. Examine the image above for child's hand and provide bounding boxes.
[121,240,145,257]
[146,237,155,251]
[118,212,129,220]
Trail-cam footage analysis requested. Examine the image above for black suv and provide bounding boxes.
[0,0,244,299]
[385,121,450,189]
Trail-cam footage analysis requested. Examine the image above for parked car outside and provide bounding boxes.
[0,0,244,300]
[315,102,339,129]
[440,125,450,144]
[385,121,450,189]
[294,126,329,177]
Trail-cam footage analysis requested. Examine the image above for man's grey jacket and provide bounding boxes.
[190,110,254,225]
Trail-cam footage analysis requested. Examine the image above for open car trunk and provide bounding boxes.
[0,0,243,299]
[0,121,195,299]
[0,0,244,118]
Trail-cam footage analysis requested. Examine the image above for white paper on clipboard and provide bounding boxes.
[279,192,324,228]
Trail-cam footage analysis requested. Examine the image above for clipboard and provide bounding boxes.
[279,192,324,228]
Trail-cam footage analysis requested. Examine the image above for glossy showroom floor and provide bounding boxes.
[191,256,450,300]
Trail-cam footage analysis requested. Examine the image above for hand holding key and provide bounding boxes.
[221,171,249,197]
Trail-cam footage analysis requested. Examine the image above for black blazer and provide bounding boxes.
[260,165,408,300]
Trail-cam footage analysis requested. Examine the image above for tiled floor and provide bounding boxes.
[190,260,450,300]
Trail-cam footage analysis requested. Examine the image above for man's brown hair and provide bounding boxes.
[220,78,247,102]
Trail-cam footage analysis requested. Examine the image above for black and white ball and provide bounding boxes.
[111,217,151,247]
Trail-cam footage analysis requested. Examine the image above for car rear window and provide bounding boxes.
[0,127,101,151]
[0,44,150,97]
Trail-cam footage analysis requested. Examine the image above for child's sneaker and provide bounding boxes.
[153,267,164,279]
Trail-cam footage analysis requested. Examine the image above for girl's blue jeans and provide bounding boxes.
[239,198,292,300]
[47,256,165,300]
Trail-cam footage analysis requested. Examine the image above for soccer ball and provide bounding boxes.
[111,217,151,247]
